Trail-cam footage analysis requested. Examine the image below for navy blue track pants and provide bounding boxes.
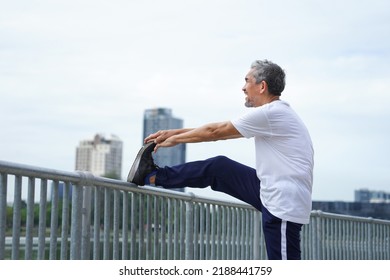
[155,155,303,260]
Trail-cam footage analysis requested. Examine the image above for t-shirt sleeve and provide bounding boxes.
[231,108,272,138]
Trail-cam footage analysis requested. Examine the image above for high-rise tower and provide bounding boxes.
[143,108,186,167]
[75,134,123,178]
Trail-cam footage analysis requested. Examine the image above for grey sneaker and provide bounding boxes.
[127,142,159,186]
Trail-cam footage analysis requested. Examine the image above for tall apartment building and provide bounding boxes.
[143,108,186,168]
[143,108,186,191]
[75,134,123,178]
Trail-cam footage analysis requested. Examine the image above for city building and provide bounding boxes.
[75,134,123,178]
[143,108,186,167]
[355,188,390,203]
[312,201,390,220]
[143,108,186,191]
[312,188,390,220]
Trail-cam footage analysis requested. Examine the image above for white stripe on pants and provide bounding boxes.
[281,220,287,260]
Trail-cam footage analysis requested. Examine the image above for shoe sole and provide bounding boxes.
[127,142,155,183]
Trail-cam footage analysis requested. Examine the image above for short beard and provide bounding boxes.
[245,101,254,108]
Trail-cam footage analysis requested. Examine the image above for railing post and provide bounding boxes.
[70,183,83,259]
[367,217,373,260]
[11,175,22,260]
[25,176,35,260]
[37,179,47,260]
[60,182,71,260]
[0,173,7,260]
[185,194,195,260]
[312,210,323,260]
[253,211,261,259]
[81,186,92,260]
[49,180,59,260]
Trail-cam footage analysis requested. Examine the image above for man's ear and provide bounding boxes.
[259,80,268,94]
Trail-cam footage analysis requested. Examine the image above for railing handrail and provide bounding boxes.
[0,159,254,209]
[310,210,390,225]
[3,160,390,222]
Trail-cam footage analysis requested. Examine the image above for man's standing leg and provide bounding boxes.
[261,205,303,260]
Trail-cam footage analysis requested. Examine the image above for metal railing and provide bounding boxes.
[1,160,389,260]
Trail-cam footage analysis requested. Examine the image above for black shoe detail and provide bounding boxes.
[127,142,159,186]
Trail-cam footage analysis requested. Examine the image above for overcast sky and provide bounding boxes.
[1,0,390,202]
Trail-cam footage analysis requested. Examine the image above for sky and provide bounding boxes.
[1,0,390,203]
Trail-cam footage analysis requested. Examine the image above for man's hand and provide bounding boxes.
[144,129,192,152]
[144,129,177,145]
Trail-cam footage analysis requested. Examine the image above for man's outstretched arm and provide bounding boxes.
[146,121,242,152]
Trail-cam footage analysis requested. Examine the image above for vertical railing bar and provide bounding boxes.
[329,219,333,259]
[138,194,145,259]
[205,204,210,260]
[316,211,325,260]
[359,221,363,259]
[38,179,48,260]
[103,188,111,260]
[216,205,221,259]
[245,210,250,259]
[180,200,185,259]
[93,187,101,260]
[226,207,231,260]
[112,189,120,260]
[130,193,136,260]
[231,207,236,259]
[160,197,166,260]
[366,221,369,259]
[332,219,336,259]
[193,203,199,260]
[49,180,59,260]
[185,200,194,260]
[11,175,22,260]
[81,186,92,260]
[253,211,260,260]
[337,218,341,259]
[167,198,173,260]
[173,199,179,260]
[153,196,159,260]
[240,209,245,259]
[210,204,216,260]
[236,208,241,259]
[337,219,341,259]
[122,191,129,260]
[145,195,151,260]
[60,181,71,260]
[0,173,7,260]
[174,199,179,260]
[221,206,226,260]
[25,177,35,260]
[70,183,83,260]
[382,224,387,259]
[250,211,254,259]
[370,224,379,258]
[199,203,205,260]
[322,217,327,259]
[386,225,389,259]
[368,218,373,260]
[351,221,355,259]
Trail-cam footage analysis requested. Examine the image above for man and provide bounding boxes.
[127,59,314,260]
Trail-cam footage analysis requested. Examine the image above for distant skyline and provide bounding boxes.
[1,0,390,202]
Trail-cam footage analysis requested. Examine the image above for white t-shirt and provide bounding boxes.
[231,100,314,224]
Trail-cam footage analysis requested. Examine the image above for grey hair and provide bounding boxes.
[250,60,286,96]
